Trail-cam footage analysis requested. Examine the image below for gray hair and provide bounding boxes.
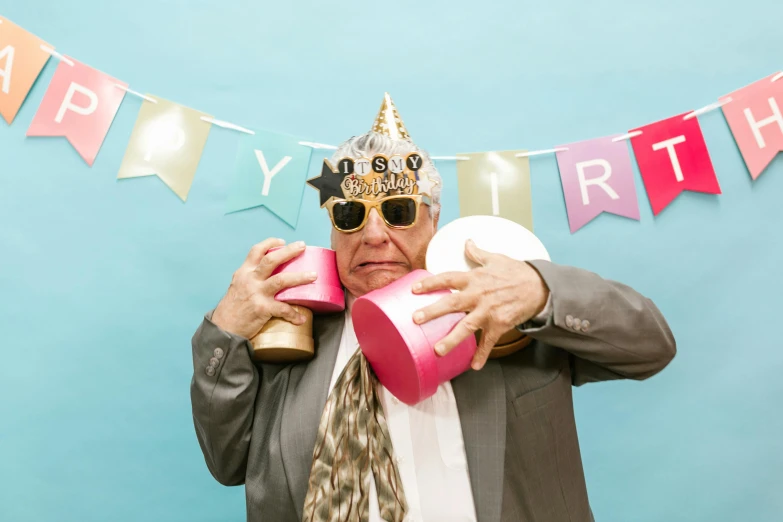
[330,132,442,215]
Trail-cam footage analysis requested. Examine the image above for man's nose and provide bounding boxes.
[361,208,389,245]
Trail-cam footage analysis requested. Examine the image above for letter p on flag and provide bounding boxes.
[26,58,127,166]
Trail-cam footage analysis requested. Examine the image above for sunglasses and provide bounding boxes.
[325,195,424,233]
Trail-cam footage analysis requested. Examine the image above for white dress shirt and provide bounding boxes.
[327,297,478,522]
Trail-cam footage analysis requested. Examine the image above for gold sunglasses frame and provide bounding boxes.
[325,194,424,233]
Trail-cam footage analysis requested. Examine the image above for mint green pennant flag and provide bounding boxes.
[226,129,313,227]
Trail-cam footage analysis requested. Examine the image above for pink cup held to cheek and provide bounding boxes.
[352,269,477,405]
[270,246,345,313]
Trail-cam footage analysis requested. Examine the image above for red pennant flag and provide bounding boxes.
[629,113,721,216]
[720,73,783,180]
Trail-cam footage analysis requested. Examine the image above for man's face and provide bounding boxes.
[331,203,439,297]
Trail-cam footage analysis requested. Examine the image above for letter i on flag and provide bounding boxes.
[629,113,721,215]
[720,73,783,180]
[456,150,534,231]
[226,129,313,227]
[26,58,127,165]
[117,96,212,201]
[0,16,53,124]
[555,136,640,233]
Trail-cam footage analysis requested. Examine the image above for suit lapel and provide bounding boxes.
[280,311,344,522]
[452,360,506,522]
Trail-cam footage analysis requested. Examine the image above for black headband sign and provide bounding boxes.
[336,153,422,176]
[307,152,425,207]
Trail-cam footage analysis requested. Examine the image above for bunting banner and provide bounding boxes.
[26,57,127,165]
[456,150,534,231]
[0,16,52,124]
[117,96,212,201]
[226,129,313,227]
[720,73,783,180]
[629,113,721,216]
[555,135,640,233]
[1,14,782,234]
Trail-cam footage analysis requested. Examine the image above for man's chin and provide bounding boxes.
[353,266,410,295]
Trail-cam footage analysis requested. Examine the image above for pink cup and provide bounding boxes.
[352,269,477,405]
[271,246,345,313]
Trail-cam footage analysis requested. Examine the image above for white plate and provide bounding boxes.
[426,215,550,274]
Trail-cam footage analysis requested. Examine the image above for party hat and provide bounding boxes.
[371,92,410,140]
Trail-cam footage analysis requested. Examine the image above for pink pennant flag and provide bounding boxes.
[26,57,127,166]
[720,73,783,180]
[630,113,721,216]
[555,135,640,233]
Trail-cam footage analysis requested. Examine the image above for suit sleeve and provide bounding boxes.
[519,260,676,386]
[190,310,259,486]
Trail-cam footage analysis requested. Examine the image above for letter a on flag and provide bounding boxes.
[0,16,53,124]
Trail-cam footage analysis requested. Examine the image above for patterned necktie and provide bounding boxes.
[302,347,408,522]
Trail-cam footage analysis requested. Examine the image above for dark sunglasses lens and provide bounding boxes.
[332,201,366,230]
[381,198,417,227]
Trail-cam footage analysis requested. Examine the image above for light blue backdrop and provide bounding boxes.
[1,1,781,521]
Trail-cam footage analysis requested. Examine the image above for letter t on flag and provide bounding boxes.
[226,129,312,227]
[629,113,721,215]
[555,135,640,233]
[26,58,127,165]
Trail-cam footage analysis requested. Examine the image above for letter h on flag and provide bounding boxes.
[720,73,783,180]
[26,58,127,165]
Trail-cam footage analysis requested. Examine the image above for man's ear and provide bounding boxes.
[432,204,441,230]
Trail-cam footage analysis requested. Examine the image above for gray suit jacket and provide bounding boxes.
[190,260,676,522]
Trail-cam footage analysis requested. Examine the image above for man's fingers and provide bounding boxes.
[465,238,497,268]
[270,301,306,325]
[263,271,318,296]
[255,241,306,278]
[432,311,484,357]
[471,329,500,370]
[412,291,471,325]
[245,237,285,266]
[411,271,469,295]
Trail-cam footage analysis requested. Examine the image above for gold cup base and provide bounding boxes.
[474,327,532,359]
[250,306,315,363]
[489,334,532,359]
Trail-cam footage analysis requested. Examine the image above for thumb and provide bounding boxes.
[465,238,489,266]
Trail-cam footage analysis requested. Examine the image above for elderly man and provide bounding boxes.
[190,94,676,522]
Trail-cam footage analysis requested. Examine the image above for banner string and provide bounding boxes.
[114,84,157,104]
[684,97,732,121]
[200,116,254,135]
[515,147,569,158]
[40,45,74,67]
[13,18,783,168]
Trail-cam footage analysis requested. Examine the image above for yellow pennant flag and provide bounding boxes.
[456,150,534,231]
[117,96,212,201]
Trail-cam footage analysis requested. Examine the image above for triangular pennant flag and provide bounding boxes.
[0,16,53,124]
[226,129,313,227]
[630,113,721,215]
[720,73,783,180]
[555,135,640,233]
[117,96,211,201]
[26,57,127,166]
[456,150,534,231]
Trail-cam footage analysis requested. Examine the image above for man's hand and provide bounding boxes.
[211,238,317,339]
[411,239,549,370]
